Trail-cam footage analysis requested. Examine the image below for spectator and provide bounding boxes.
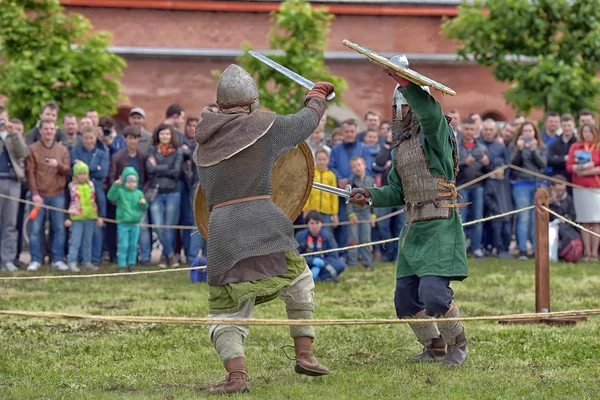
[578,109,595,127]
[329,119,368,250]
[513,113,526,130]
[9,118,24,136]
[163,104,186,142]
[0,108,28,271]
[357,111,381,142]
[468,112,482,138]
[303,147,339,236]
[108,126,152,265]
[25,119,70,271]
[107,166,149,272]
[71,125,109,267]
[99,116,126,156]
[457,117,490,258]
[346,156,376,270]
[541,112,561,145]
[306,127,331,156]
[62,114,81,151]
[295,211,346,282]
[379,120,391,145]
[479,119,509,166]
[549,175,581,263]
[85,109,100,127]
[510,121,547,260]
[566,123,600,262]
[179,116,205,265]
[79,116,94,129]
[500,121,517,148]
[128,108,153,154]
[64,161,104,272]
[362,129,381,182]
[483,158,513,259]
[25,102,68,145]
[372,122,404,262]
[447,109,461,139]
[330,127,343,147]
[547,114,577,180]
[147,124,183,268]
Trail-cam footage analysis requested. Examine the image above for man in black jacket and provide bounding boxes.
[547,114,577,181]
[25,102,68,145]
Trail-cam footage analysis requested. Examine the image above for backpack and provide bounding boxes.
[558,224,583,263]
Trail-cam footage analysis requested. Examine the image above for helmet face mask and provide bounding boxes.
[216,64,260,111]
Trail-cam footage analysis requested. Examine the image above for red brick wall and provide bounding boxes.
[65,6,537,129]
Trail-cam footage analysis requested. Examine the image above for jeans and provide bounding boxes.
[30,194,66,263]
[139,210,152,262]
[490,219,512,253]
[394,275,454,317]
[68,220,95,264]
[316,258,346,281]
[90,183,106,263]
[334,198,349,257]
[512,183,536,253]
[117,224,140,267]
[0,179,21,267]
[459,186,484,252]
[150,191,181,257]
[347,208,373,266]
[180,181,204,261]
[376,207,406,261]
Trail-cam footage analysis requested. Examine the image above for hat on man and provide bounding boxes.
[129,107,146,118]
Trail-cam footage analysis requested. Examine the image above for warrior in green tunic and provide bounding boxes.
[350,56,469,367]
[194,64,334,394]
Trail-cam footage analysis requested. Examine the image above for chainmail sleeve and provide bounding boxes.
[265,98,326,158]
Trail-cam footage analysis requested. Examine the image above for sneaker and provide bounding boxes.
[140,260,151,266]
[362,264,374,271]
[2,262,19,272]
[68,262,81,273]
[168,255,180,268]
[27,261,41,271]
[518,252,528,261]
[52,261,69,271]
[473,249,485,259]
[498,251,513,260]
[13,260,25,269]
[81,262,99,271]
[158,257,167,268]
[128,265,136,273]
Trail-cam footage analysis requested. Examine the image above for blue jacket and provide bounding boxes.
[70,145,109,185]
[328,141,373,180]
[295,229,340,265]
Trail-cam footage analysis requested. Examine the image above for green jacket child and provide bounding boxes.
[107,166,149,223]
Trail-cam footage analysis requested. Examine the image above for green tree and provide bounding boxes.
[443,0,600,116]
[234,0,347,115]
[0,0,126,129]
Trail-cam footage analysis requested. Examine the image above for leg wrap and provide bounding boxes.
[212,329,245,364]
[280,267,316,339]
[408,310,441,348]
[436,304,466,346]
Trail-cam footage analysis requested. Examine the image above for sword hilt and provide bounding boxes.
[326,92,336,102]
[345,184,352,204]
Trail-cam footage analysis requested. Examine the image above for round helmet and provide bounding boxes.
[216,64,259,111]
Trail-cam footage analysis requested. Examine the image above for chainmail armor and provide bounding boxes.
[197,99,326,279]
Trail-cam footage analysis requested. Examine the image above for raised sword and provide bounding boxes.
[248,50,336,101]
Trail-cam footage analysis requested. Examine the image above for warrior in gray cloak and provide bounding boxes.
[194,64,334,394]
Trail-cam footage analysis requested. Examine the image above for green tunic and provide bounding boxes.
[368,83,468,280]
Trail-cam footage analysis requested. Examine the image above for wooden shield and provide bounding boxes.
[342,39,457,96]
[193,142,315,240]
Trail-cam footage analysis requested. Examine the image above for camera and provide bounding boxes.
[523,136,533,143]
[102,126,112,136]
[0,120,5,128]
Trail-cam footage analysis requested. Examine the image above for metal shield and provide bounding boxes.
[194,141,315,240]
[342,39,457,96]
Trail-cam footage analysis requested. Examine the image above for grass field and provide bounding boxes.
[0,258,599,399]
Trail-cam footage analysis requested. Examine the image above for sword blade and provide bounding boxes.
[248,50,336,101]
[312,182,350,201]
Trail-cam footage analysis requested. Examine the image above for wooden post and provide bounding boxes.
[534,188,550,314]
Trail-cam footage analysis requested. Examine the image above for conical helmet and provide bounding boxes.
[389,54,430,120]
[216,64,260,110]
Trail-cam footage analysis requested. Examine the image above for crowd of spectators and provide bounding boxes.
[0,99,599,275]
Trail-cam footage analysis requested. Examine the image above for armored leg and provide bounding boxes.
[208,299,254,394]
[395,276,446,361]
[279,265,328,376]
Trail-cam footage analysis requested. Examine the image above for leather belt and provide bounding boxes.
[212,195,270,210]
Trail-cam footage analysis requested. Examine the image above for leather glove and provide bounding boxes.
[304,82,335,105]
[312,257,325,268]
[349,187,372,207]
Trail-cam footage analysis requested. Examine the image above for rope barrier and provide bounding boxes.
[0,308,598,326]
[0,205,535,281]
[542,206,600,239]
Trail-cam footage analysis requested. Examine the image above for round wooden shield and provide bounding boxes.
[193,141,315,240]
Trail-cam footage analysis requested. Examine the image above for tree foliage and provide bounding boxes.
[443,0,600,116]
[0,0,126,129]
[234,0,347,115]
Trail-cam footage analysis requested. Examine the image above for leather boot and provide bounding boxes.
[293,337,329,376]
[442,329,468,367]
[209,357,249,394]
[409,336,447,362]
